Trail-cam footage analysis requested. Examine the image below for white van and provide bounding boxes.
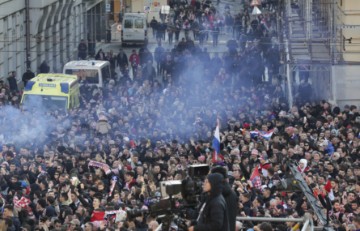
[63,60,111,88]
[121,13,148,45]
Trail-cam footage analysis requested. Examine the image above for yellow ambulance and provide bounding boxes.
[21,74,80,111]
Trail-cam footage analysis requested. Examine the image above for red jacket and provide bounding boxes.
[129,54,140,66]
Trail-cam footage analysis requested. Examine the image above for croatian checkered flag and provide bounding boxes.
[212,118,223,163]
[13,196,31,208]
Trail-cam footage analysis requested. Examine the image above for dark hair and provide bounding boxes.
[54,219,61,224]
[267,167,275,175]
[242,193,251,199]
[125,171,135,178]
[255,196,264,206]
[39,216,49,223]
[46,196,55,205]
[60,192,69,201]
[259,222,273,231]
[40,180,48,189]
[211,166,228,179]
[37,198,47,208]
[3,204,13,212]
[4,151,14,158]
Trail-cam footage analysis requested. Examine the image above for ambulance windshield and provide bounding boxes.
[22,95,68,111]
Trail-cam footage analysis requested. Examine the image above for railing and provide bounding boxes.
[236,215,314,231]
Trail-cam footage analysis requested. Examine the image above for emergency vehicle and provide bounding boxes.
[63,60,111,88]
[121,13,148,45]
[21,74,80,111]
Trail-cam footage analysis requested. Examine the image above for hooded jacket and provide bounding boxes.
[96,118,111,135]
[194,173,229,231]
[297,159,310,173]
[223,181,238,231]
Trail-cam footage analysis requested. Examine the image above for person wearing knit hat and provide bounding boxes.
[188,173,229,231]
[211,166,238,231]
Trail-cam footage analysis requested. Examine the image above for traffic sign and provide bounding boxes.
[106,4,111,12]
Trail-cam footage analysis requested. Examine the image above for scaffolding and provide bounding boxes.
[282,0,336,106]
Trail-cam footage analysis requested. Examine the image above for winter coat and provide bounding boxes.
[194,173,229,231]
[96,120,111,134]
[223,183,238,231]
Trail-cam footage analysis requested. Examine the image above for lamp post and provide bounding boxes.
[25,0,31,69]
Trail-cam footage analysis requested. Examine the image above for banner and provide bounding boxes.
[88,160,111,175]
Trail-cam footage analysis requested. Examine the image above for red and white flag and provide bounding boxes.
[324,179,335,201]
[13,196,31,208]
[250,166,262,189]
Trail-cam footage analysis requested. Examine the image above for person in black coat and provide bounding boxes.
[22,68,35,87]
[188,173,229,231]
[7,71,18,92]
[77,39,88,60]
[39,61,50,73]
[211,166,238,231]
[116,49,128,74]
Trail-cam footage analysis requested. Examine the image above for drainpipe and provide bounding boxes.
[25,0,31,69]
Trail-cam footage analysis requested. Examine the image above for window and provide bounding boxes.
[124,19,133,29]
[65,69,99,84]
[134,19,144,29]
[23,95,68,110]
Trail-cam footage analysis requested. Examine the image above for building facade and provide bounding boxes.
[0,0,107,82]
[285,0,360,107]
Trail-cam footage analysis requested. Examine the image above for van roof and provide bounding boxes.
[34,74,78,84]
[64,60,110,68]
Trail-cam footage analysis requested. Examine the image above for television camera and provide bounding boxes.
[126,164,210,231]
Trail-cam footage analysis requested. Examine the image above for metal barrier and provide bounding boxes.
[236,215,314,231]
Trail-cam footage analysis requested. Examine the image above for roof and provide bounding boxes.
[34,74,78,84]
[23,74,78,97]
[64,60,110,69]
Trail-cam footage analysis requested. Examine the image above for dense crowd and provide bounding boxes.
[0,0,359,231]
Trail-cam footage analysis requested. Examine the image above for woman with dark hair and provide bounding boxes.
[188,173,229,231]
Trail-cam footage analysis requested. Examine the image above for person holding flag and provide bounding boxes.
[250,165,262,190]
[212,118,224,164]
[258,153,272,177]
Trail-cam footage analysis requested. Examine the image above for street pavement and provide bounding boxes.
[98,0,242,55]
[95,0,243,80]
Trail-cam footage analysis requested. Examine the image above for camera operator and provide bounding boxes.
[188,173,229,231]
[211,166,237,231]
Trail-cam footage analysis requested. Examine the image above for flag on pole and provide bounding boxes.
[324,179,335,201]
[250,166,262,189]
[250,129,274,140]
[212,118,222,163]
[250,130,260,138]
[261,129,274,140]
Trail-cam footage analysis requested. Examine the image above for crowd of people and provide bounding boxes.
[0,0,359,231]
